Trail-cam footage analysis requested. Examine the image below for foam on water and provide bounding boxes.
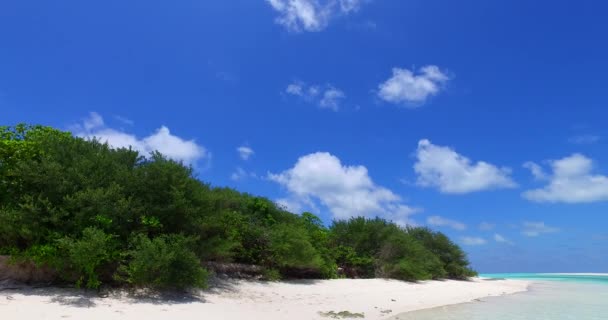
[389,274,608,320]
[482,273,608,284]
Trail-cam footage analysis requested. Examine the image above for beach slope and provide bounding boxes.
[0,278,528,320]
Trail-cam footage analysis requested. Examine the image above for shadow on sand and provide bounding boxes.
[0,286,203,307]
[1,277,329,308]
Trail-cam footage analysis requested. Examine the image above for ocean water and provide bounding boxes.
[389,274,608,320]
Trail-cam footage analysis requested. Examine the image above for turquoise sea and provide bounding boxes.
[389,274,608,320]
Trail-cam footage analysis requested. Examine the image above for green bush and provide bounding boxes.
[269,223,323,270]
[378,234,446,281]
[262,268,282,281]
[333,245,375,278]
[300,212,338,278]
[57,227,117,289]
[407,227,475,279]
[119,234,208,290]
[11,243,61,268]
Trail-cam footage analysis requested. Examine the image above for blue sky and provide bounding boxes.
[2,0,608,273]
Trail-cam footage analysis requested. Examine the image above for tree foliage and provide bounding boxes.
[0,124,476,289]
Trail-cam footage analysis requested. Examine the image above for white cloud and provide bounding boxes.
[275,197,304,214]
[479,222,496,231]
[269,152,418,225]
[568,134,600,145]
[414,139,517,194]
[286,82,304,96]
[237,146,255,160]
[83,112,104,131]
[266,0,367,32]
[377,66,449,106]
[230,167,257,181]
[74,112,207,165]
[307,85,320,97]
[319,87,346,111]
[114,115,134,126]
[522,154,608,203]
[521,221,559,237]
[285,81,345,111]
[427,215,466,230]
[494,233,514,245]
[460,236,487,246]
[339,0,362,12]
[523,161,547,180]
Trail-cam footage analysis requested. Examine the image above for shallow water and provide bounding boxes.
[389,274,608,320]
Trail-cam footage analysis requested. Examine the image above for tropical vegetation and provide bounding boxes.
[0,124,476,289]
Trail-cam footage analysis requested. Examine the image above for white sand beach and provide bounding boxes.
[0,278,528,320]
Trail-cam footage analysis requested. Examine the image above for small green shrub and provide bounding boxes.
[333,245,375,278]
[269,223,322,270]
[11,243,61,268]
[57,227,117,289]
[262,268,282,281]
[119,234,208,290]
[384,259,432,281]
[319,310,365,319]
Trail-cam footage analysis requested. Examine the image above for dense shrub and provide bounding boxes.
[377,233,446,281]
[407,227,478,279]
[269,223,322,270]
[0,124,477,289]
[56,227,117,289]
[333,245,375,278]
[119,234,208,290]
[329,217,474,281]
[300,212,338,278]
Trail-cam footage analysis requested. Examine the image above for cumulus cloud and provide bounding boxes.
[460,236,486,246]
[237,146,255,160]
[494,233,514,245]
[414,139,517,194]
[269,152,418,225]
[426,215,466,230]
[522,154,608,203]
[266,0,367,32]
[74,112,207,165]
[285,81,345,111]
[521,221,559,237]
[377,66,449,106]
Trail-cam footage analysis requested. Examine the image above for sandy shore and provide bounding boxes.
[0,278,528,320]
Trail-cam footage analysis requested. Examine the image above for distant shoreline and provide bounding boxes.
[542,273,608,276]
[0,278,529,320]
[481,273,608,280]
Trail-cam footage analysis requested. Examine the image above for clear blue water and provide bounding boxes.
[482,273,608,284]
[389,274,608,320]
